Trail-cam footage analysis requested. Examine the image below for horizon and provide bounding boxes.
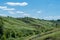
[0,0,60,20]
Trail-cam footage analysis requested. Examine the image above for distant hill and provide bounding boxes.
[0,16,60,40]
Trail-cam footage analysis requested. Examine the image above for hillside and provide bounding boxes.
[0,16,60,40]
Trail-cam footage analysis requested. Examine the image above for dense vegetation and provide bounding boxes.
[0,16,60,40]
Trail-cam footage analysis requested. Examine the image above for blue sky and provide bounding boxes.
[0,0,60,20]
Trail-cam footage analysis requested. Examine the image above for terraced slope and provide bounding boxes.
[0,16,59,40]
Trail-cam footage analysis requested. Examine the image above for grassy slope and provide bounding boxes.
[34,31,60,40]
[0,16,60,40]
[28,28,60,40]
[3,17,54,31]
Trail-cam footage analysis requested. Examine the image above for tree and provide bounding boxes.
[57,19,60,22]
[0,17,4,38]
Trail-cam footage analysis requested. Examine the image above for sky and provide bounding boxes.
[0,0,60,20]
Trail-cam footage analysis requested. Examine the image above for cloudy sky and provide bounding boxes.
[0,0,60,20]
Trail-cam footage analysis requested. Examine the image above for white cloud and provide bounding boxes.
[6,2,28,6]
[37,11,41,14]
[23,13,30,17]
[0,5,30,17]
[0,5,29,17]
[3,8,15,11]
[0,6,24,14]
[44,16,60,20]
[0,6,15,11]
[8,11,15,14]
[0,14,7,17]
[16,11,24,14]
[8,11,24,14]
[8,10,30,17]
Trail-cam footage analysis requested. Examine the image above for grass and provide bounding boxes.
[0,16,60,40]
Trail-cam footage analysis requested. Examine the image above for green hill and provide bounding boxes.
[0,16,60,40]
